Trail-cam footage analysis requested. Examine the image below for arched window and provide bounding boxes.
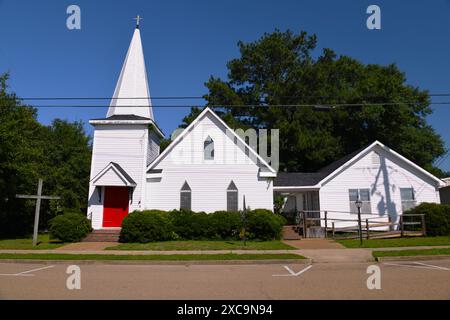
[227,181,238,212]
[180,181,191,210]
[204,136,214,160]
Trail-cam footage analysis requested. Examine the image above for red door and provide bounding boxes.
[103,187,129,227]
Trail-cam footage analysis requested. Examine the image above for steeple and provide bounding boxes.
[107,20,153,119]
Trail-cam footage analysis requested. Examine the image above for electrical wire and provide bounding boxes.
[2,102,450,108]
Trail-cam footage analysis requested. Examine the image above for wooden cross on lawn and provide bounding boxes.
[16,179,60,246]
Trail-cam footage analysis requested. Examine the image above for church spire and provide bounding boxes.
[107,19,153,119]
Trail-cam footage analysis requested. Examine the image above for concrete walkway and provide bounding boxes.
[55,242,116,251]
[283,239,345,249]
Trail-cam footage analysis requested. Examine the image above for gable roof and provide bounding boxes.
[91,162,136,187]
[274,141,446,189]
[146,107,276,175]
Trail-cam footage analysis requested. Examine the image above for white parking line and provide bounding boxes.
[0,265,55,277]
[383,262,450,271]
[412,262,450,271]
[272,265,313,277]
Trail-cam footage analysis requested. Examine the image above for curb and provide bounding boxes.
[0,258,312,266]
[375,255,450,262]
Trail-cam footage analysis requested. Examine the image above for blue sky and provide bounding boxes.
[0,0,449,171]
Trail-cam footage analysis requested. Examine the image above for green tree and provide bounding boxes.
[0,73,92,237]
[182,30,446,174]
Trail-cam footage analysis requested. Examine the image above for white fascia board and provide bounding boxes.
[89,119,164,138]
[259,171,277,178]
[146,173,163,179]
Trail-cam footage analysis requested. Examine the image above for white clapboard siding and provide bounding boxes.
[145,112,274,212]
[147,130,160,165]
[319,145,441,228]
[87,124,148,229]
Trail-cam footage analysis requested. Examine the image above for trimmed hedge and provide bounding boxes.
[119,209,285,243]
[119,210,175,243]
[404,203,450,236]
[208,211,242,240]
[49,212,92,243]
[246,209,286,240]
[168,210,210,240]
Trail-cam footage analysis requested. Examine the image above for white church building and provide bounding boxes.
[87,24,275,229]
[87,23,444,230]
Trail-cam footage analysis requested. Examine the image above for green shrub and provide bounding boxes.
[119,210,175,243]
[404,203,450,236]
[168,210,210,239]
[208,211,242,240]
[245,209,286,240]
[49,212,92,243]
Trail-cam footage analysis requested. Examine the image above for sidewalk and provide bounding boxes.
[0,249,299,255]
[1,245,448,263]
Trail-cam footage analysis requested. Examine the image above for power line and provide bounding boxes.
[2,102,450,108]
[13,93,450,100]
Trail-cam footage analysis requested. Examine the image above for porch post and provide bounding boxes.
[302,210,307,238]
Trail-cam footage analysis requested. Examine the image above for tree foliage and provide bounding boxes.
[182,30,446,174]
[0,73,91,237]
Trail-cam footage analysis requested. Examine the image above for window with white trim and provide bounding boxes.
[400,188,416,212]
[349,188,372,214]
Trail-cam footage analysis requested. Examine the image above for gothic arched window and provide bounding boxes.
[204,136,214,160]
[227,181,238,212]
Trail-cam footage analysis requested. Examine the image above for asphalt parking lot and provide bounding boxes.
[0,260,449,299]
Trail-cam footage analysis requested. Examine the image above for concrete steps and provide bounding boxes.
[282,225,302,240]
[83,229,121,242]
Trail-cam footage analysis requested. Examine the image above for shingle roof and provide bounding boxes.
[110,162,136,185]
[317,144,370,176]
[273,172,326,187]
[274,143,372,187]
[92,114,151,121]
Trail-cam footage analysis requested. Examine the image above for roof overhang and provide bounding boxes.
[259,170,277,178]
[89,118,164,138]
[146,169,163,179]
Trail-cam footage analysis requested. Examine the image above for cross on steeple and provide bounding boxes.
[134,15,142,28]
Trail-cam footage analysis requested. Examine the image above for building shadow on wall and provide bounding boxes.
[371,153,398,229]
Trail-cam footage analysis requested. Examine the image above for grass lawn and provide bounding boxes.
[336,236,450,248]
[106,240,296,251]
[373,248,450,258]
[0,234,64,250]
[0,253,305,261]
